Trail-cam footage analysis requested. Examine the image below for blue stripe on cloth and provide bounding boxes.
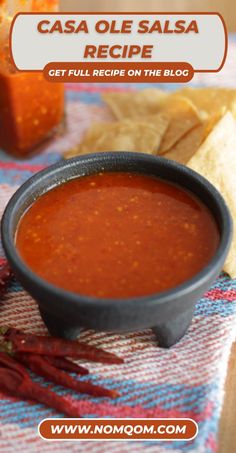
[66,90,103,105]
[65,83,191,105]
[0,169,41,186]
[4,280,23,293]
[195,298,236,317]
[0,153,60,185]
[93,380,218,413]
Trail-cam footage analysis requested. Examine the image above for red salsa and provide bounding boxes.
[0,0,64,156]
[16,172,219,298]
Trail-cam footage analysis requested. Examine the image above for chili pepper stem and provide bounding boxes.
[2,327,124,364]
[0,340,13,354]
[0,326,11,335]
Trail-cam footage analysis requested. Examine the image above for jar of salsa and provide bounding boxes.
[0,0,64,156]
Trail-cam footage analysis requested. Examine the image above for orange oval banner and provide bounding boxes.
[43,62,194,83]
[39,418,198,441]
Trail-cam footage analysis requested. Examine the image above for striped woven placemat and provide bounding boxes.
[0,36,236,453]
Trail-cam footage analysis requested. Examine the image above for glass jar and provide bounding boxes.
[0,0,64,156]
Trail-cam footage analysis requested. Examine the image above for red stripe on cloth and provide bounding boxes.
[204,289,236,301]
[0,162,46,172]
[72,399,214,421]
[0,390,214,423]
[65,84,135,93]
[206,434,218,452]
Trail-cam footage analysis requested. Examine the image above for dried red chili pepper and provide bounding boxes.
[0,353,81,416]
[2,327,123,364]
[16,352,119,399]
[0,351,28,377]
[44,355,89,375]
[0,264,13,298]
[0,338,89,375]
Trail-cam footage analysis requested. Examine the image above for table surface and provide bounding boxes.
[219,343,236,452]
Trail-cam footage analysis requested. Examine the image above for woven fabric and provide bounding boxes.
[0,37,236,453]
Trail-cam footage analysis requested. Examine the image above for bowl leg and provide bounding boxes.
[152,306,195,348]
[39,307,81,340]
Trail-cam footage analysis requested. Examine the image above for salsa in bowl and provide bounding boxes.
[1,152,232,347]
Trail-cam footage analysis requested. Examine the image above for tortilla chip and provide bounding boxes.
[102,89,169,120]
[163,110,225,165]
[164,124,205,164]
[187,112,236,278]
[159,96,201,153]
[177,87,236,120]
[203,110,226,138]
[65,115,169,158]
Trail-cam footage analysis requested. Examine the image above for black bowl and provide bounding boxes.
[1,152,232,347]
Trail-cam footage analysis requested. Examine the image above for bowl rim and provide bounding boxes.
[1,151,233,310]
